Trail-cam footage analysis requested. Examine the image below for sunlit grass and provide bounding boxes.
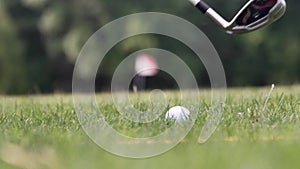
[0,86,299,169]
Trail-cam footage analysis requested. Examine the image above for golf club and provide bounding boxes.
[189,0,286,34]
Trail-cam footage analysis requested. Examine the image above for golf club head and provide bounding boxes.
[190,0,286,34]
[227,0,286,34]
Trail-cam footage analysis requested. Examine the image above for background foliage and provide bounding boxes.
[0,0,299,94]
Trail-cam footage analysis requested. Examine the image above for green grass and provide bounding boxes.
[0,86,299,169]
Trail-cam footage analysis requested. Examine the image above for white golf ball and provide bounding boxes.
[165,106,190,122]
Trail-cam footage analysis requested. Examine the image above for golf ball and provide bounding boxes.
[165,106,190,122]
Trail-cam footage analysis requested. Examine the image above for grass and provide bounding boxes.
[0,85,299,169]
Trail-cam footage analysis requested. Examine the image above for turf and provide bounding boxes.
[0,86,299,169]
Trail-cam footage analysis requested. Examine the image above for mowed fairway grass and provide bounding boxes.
[0,86,299,169]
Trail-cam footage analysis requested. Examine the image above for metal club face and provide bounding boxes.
[227,0,287,34]
[190,0,286,34]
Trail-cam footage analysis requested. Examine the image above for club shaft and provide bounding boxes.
[189,0,209,13]
[189,0,229,28]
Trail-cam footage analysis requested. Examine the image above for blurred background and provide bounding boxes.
[0,0,299,94]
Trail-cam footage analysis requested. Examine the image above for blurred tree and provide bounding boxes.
[0,1,29,94]
[0,0,299,93]
[1,0,52,93]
